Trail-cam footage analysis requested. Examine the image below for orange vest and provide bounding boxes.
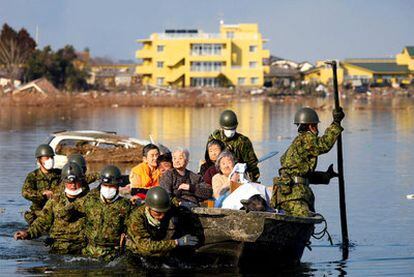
[129,162,160,189]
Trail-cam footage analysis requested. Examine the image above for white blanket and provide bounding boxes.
[221,182,272,210]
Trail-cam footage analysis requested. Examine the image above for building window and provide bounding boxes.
[190,61,223,72]
[250,77,259,85]
[157,45,164,52]
[249,61,258,68]
[157,61,164,68]
[191,44,222,56]
[190,78,219,87]
[157,77,164,85]
[238,77,245,85]
[249,45,257,52]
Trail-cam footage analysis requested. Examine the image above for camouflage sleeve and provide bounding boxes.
[126,210,177,257]
[304,123,343,156]
[27,199,54,238]
[22,172,44,203]
[85,172,100,185]
[241,138,260,182]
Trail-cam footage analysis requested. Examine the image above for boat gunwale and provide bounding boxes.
[192,207,324,224]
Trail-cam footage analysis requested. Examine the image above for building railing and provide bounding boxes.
[156,33,259,40]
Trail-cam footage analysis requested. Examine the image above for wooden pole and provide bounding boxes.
[327,60,349,260]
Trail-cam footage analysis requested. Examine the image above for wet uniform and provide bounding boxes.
[81,189,132,261]
[126,205,202,257]
[26,190,87,254]
[271,123,343,216]
[22,168,61,224]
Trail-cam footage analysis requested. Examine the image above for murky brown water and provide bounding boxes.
[1,96,414,275]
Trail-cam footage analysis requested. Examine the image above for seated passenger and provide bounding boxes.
[211,150,238,200]
[198,139,225,186]
[129,144,161,201]
[14,162,87,255]
[126,187,201,258]
[160,148,212,208]
[156,152,173,175]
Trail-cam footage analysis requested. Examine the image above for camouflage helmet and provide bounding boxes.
[61,162,84,183]
[219,110,238,130]
[100,165,122,186]
[294,107,320,125]
[146,186,171,212]
[35,144,55,158]
[67,154,87,173]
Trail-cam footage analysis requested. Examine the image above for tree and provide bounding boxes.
[25,45,89,91]
[0,24,36,87]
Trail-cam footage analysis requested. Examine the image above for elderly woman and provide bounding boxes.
[199,139,225,185]
[160,148,212,208]
[211,150,238,200]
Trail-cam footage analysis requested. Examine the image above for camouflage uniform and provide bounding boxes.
[80,189,132,261]
[26,190,87,254]
[126,205,202,257]
[208,129,260,181]
[22,168,62,224]
[271,123,343,216]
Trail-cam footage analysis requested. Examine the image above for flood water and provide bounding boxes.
[1,96,414,276]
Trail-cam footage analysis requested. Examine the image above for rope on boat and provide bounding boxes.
[311,213,333,246]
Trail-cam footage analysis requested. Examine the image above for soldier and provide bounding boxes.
[14,162,87,254]
[22,144,62,224]
[67,153,100,191]
[270,107,345,216]
[207,110,260,182]
[81,165,132,261]
[126,186,201,258]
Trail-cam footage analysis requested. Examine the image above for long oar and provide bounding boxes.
[258,151,279,163]
[326,60,349,260]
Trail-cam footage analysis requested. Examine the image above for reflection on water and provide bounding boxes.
[1,96,414,275]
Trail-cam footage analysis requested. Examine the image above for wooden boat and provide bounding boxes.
[191,207,323,268]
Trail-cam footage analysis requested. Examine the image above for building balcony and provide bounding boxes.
[136,48,154,59]
[136,64,153,74]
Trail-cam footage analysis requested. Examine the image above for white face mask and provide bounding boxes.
[65,187,83,197]
[223,129,236,138]
[43,158,54,170]
[100,186,118,200]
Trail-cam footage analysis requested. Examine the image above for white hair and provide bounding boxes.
[173,147,190,161]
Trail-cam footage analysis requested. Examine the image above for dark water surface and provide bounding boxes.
[1,96,414,276]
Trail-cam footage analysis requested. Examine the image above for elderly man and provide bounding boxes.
[14,162,87,254]
[160,148,212,208]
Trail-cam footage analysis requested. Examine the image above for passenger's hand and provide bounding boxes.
[42,190,53,199]
[176,234,198,246]
[333,107,345,124]
[14,230,29,240]
[178,183,190,191]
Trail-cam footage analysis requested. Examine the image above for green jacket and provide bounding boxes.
[208,129,259,181]
[81,189,132,260]
[279,123,343,179]
[271,123,343,216]
[22,168,62,212]
[27,190,87,254]
[126,205,202,257]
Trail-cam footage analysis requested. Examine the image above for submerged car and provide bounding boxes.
[45,130,168,169]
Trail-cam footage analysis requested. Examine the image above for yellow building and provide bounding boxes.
[303,61,344,85]
[341,57,411,85]
[136,23,270,87]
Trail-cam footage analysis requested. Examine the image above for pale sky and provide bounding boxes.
[1,0,413,63]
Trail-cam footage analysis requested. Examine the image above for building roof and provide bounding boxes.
[405,46,414,57]
[344,62,410,74]
[13,78,60,96]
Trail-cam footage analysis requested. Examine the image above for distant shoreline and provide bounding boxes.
[1,87,413,107]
